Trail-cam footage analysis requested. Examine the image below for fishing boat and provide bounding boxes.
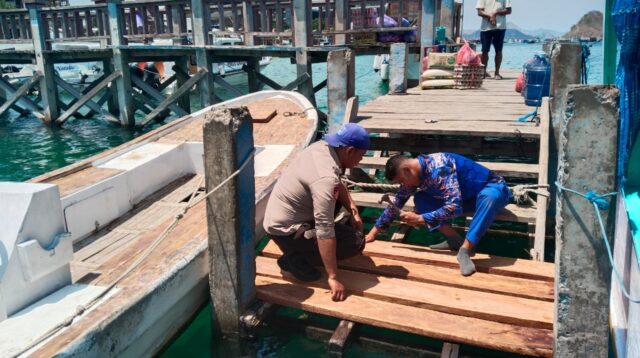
[0,90,317,356]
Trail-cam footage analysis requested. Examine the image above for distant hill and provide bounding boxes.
[463,22,562,41]
[562,10,603,40]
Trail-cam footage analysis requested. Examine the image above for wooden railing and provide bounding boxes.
[0,0,422,47]
[40,4,110,43]
[0,9,31,43]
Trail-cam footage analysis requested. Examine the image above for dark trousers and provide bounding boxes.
[269,223,365,266]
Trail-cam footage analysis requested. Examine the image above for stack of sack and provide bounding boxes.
[420,52,456,90]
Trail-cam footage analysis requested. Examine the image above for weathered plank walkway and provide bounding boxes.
[257,70,554,356]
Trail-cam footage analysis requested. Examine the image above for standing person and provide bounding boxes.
[364,153,511,276]
[263,123,370,301]
[476,0,512,79]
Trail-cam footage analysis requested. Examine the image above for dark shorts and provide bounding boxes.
[480,29,506,53]
[268,223,365,266]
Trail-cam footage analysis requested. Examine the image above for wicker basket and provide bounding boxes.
[453,64,485,89]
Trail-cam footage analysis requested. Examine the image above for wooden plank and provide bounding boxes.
[328,320,356,355]
[255,276,553,357]
[261,241,555,301]
[441,343,459,358]
[358,157,539,179]
[0,72,42,118]
[139,69,206,128]
[357,118,540,139]
[130,74,189,118]
[532,98,550,262]
[0,75,44,119]
[49,166,123,197]
[350,191,537,224]
[56,71,121,125]
[54,75,119,123]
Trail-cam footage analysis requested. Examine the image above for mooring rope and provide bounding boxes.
[555,182,640,304]
[342,177,550,207]
[11,149,256,357]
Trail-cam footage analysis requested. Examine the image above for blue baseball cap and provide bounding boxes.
[324,123,370,150]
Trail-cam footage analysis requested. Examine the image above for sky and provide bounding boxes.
[462,0,605,33]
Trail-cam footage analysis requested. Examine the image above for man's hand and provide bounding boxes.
[400,211,426,227]
[350,210,364,234]
[328,277,346,301]
[365,226,380,243]
[490,13,497,26]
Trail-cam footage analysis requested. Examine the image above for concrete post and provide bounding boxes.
[107,0,135,127]
[26,0,59,125]
[101,57,119,115]
[293,0,314,104]
[334,0,348,45]
[242,0,255,46]
[327,49,355,133]
[389,43,408,94]
[419,0,436,58]
[439,0,454,40]
[246,57,260,93]
[554,85,619,356]
[172,6,190,112]
[203,107,256,335]
[191,0,216,107]
[548,43,582,210]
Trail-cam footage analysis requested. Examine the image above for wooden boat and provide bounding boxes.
[0,90,317,356]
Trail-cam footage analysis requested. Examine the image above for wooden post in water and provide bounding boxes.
[293,0,315,104]
[26,0,59,125]
[554,85,619,356]
[203,107,256,335]
[389,43,408,94]
[327,48,355,133]
[107,0,135,127]
[246,57,261,93]
[191,0,215,107]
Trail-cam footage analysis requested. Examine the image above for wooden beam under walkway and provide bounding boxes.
[0,72,43,119]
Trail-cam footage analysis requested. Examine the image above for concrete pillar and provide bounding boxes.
[26,0,59,125]
[246,57,260,93]
[554,85,619,357]
[439,0,454,40]
[420,0,436,58]
[107,0,135,127]
[389,43,408,95]
[242,0,255,46]
[548,43,583,210]
[327,49,355,133]
[293,0,314,104]
[334,0,348,45]
[192,0,216,107]
[203,107,256,335]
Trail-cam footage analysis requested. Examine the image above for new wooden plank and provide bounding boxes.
[357,157,539,179]
[257,256,553,328]
[350,191,537,224]
[261,241,554,301]
[357,118,540,138]
[255,276,553,357]
[532,98,550,261]
[363,240,554,281]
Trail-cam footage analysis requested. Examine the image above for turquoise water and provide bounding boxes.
[0,43,603,182]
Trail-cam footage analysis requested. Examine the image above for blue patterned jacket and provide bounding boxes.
[374,153,503,229]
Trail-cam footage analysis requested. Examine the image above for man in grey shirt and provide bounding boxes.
[476,0,512,79]
[263,123,369,301]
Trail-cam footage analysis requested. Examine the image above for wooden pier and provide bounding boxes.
[256,71,555,356]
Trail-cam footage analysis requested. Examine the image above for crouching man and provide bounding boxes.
[263,123,370,301]
[365,153,511,276]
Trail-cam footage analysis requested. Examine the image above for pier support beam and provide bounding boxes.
[327,49,355,133]
[334,0,348,45]
[293,0,315,104]
[203,107,256,335]
[554,85,619,357]
[419,0,436,58]
[439,0,454,40]
[26,0,58,124]
[192,0,215,107]
[108,0,135,127]
[548,43,582,210]
[389,43,408,95]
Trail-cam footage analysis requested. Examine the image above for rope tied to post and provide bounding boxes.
[555,181,640,304]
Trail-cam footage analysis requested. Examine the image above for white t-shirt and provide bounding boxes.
[476,0,512,31]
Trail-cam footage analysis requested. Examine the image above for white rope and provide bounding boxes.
[11,149,256,357]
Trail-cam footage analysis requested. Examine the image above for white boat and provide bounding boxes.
[0,90,317,356]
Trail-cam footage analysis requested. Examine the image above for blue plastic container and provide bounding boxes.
[522,54,551,107]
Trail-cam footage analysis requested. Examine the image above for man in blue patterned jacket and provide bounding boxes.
[364,153,511,276]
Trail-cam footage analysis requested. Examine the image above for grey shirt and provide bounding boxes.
[263,141,343,240]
